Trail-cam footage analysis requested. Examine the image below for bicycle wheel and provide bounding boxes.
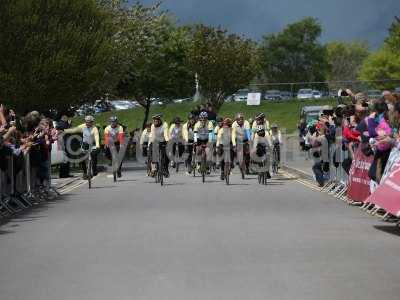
[225,163,230,185]
[258,173,262,184]
[240,163,245,180]
[87,159,92,189]
[159,148,164,186]
[113,171,117,183]
[201,153,206,183]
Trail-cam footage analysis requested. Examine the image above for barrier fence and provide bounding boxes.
[288,129,400,225]
[0,149,59,218]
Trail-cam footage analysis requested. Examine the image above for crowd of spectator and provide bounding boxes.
[299,90,400,191]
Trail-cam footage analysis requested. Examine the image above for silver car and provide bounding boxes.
[297,89,314,100]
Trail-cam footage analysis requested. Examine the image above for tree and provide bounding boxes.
[187,25,259,111]
[116,4,194,128]
[326,41,369,89]
[0,0,118,114]
[260,17,328,84]
[359,19,400,90]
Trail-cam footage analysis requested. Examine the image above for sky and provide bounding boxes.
[137,0,399,48]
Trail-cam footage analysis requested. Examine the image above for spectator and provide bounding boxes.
[56,115,73,178]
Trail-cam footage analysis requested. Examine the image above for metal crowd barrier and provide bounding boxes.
[320,130,349,202]
[0,148,60,219]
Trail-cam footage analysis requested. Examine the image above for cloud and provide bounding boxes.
[137,0,399,47]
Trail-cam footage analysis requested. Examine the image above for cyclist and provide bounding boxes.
[212,116,224,168]
[169,116,184,168]
[252,125,272,179]
[214,116,224,136]
[64,115,100,179]
[104,116,125,178]
[232,112,251,174]
[140,123,151,157]
[140,123,152,176]
[216,118,234,180]
[149,114,170,178]
[182,113,197,174]
[270,123,282,170]
[193,111,214,170]
[251,113,270,138]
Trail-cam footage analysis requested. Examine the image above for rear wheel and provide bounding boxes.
[87,159,92,189]
[225,163,230,185]
[201,150,207,183]
[113,171,117,183]
[159,148,165,186]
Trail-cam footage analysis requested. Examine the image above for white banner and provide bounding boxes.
[247,93,261,106]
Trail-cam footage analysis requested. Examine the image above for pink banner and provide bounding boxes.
[367,163,400,217]
[347,147,374,203]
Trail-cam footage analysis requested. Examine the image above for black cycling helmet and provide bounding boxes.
[216,116,223,123]
[187,113,195,119]
[255,112,265,120]
[174,116,182,124]
[152,113,163,120]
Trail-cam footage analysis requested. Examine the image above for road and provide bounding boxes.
[0,169,400,300]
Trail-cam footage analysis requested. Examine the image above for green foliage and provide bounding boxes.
[187,25,260,111]
[260,17,328,84]
[0,0,117,114]
[326,41,369,87]
[115,3,194,127]
[359,19,400,90]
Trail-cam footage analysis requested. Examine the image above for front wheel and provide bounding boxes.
[225,163,230,185]
[87,159,92,189]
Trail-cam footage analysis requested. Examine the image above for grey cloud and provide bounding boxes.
[137,0,399,47]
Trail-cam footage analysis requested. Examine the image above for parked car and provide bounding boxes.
[312,90,322,99]
[297,89,314,100]
[150,98,164,106]
[280,91,293,100]
[94,100,113,114]
[233,89,250,102]
[264,90,282,101]
[394,87,400,94]
[76,103,95,116]
[110,100,137,111]
[300,105,333,124]
[173,98,191,104]
[366,90,382,100]
[329,90,339,98]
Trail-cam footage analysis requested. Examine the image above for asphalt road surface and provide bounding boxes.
[0,169,399,300]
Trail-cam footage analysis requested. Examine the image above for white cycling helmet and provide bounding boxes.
[199,111,208,119]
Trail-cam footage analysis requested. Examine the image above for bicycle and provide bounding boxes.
[224,160,231,185]
[85,146,93,189]
[272,143,280,175]
[257,159,268,185]
[200,144,208,183]
[154,143,166,186]
[236,143,249,180]
[172,142,183,173]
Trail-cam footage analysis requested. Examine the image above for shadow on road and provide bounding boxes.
[90,186,119,190]
[0,229,14,235]
[373,225,400,237]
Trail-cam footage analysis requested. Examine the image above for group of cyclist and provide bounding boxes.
[63,110,283,184]
[140,111,283,182]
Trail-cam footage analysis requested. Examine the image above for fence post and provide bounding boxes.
[0,160,15,215]
[4,154,27,211]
